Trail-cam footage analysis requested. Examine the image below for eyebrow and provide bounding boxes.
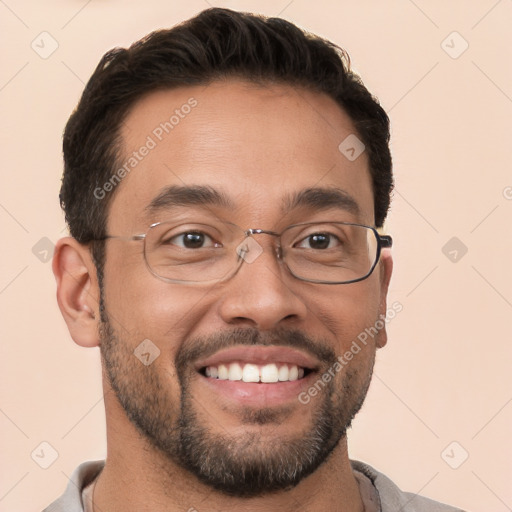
[283,187,361,218]
[145,185,235,216]
[145,184,361,218]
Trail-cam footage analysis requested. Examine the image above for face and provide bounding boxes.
[99,79,392,496]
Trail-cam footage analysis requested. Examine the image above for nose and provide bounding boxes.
[217,234,308,330]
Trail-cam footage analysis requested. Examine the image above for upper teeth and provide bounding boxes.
[205,363,305,383]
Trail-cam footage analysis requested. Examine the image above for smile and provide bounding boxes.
[194,346,319,405]
[202,362,310,383]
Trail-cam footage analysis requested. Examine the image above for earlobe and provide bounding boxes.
[52,237,101,348]
[376,250,393,349]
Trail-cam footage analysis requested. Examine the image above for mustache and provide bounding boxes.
[175,327,336,371]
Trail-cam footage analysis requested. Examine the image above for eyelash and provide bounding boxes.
[165,231,220,248]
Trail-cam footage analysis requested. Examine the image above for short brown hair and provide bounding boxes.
[61,7,393,274]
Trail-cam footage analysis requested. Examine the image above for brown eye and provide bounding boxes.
[165,231,217,249]
[296,233,340,250]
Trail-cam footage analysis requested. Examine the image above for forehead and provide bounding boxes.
[108,79,374,232]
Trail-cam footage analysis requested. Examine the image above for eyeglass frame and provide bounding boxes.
[97,220,393,285]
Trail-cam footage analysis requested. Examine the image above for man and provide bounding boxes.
[46,7,464,512]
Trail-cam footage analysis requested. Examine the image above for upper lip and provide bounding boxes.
[194,345,321,371]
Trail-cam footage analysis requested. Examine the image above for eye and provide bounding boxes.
[295,232,341,250]
[165,231,221,249]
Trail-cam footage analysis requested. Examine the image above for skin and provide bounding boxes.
[53,79,393,512]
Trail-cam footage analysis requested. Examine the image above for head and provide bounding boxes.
[53,7,393,498]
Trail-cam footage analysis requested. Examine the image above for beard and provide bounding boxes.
[99,309,375,498]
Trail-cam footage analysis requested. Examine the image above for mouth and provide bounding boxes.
[200,362,313,383]
[194,345,320,407]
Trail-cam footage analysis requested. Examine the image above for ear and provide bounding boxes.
[375,249,393,349]
[52,237,101,348]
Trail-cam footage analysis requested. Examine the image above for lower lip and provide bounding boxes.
[198,372,317,407]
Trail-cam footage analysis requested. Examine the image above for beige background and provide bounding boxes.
[1,1,511,511]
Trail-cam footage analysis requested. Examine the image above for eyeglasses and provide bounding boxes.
[100,220,392,285]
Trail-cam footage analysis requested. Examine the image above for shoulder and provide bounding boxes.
[350,459,467,512]
[42,460,105,512]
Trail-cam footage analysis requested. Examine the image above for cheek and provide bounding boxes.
[102,260,208,358]
[311,279,382,345]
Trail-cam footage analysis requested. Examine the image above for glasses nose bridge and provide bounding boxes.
[243,228,283,258]
[245,228,280,238]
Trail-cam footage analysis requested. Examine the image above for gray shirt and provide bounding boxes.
[42,459,466,512]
